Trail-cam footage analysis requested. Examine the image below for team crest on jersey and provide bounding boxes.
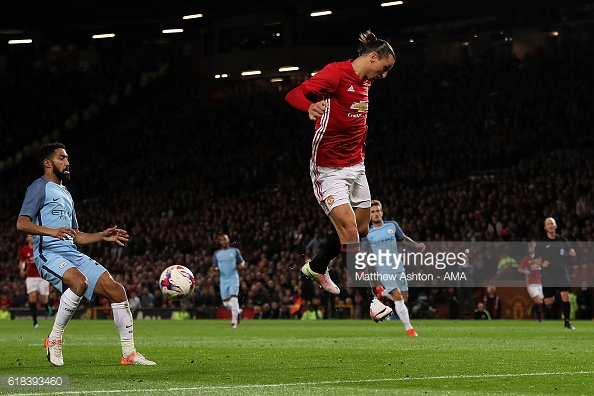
[388,229,394,234]
[59,262,67,269]
[327,196,334,206]
[350,101,368,112]
[230,253,235,258]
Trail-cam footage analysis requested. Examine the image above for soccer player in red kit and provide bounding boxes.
[518,241,544,322]
[285,30,395,322]
[19,234,52,328]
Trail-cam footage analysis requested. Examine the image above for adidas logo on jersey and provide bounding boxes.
[348,86,355,92]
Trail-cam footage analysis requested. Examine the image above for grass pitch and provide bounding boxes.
[0,319,593,395]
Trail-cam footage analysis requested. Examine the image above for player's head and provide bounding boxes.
[26,234,33,244]
[358,30,395,81]
[219,234,230,248]
[38,141,70,182]
[528,240,536,253]
[370,199,384,224]
[544,217,557,234]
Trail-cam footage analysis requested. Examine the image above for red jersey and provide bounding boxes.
[19,245,41,278]
[519,254,541,285]
[285,60,371,167]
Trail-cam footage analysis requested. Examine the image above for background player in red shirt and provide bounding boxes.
[518,241,544,322]
[285,30,395,321]
[19,234,52,328]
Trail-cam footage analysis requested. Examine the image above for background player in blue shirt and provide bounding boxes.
[16,142,155,366]
[363,200,425,336]
[212,234,245,328]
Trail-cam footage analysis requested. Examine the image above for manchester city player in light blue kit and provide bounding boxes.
[213,234,245,328]
[16,142,155,366]
[363,200,425,336]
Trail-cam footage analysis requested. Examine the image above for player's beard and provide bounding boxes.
[53,164,70,182]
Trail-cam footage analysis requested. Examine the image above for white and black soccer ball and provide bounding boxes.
[159,265,196,301]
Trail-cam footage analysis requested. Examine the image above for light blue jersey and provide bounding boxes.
[19,176,106,301]
[364,221,405,270]
[19,177,78,256]
[363,220,407,292]
[213,247,243,281]
[213,247,243,300]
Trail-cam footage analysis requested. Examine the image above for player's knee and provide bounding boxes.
[71,278,89,297]
[358,224,369,238]
[107,282,127,303]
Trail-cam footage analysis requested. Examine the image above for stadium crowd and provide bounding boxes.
[1,37,594,320]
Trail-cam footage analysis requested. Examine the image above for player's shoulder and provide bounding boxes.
[26,177,49,191]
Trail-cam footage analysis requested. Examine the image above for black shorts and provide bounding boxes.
[543,286,571,299]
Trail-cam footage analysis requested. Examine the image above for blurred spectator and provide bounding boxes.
[128,291,141,310]
[173,306,191,320]
[301,301,323,320]
[0,302,11,320]
[473,302,491,320]
[483,287,501,319]
[139,287,155,308]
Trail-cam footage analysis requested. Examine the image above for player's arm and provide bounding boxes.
[73,225,129,246]
[16,215,76,240]
[19,258,27,278]
[285,65,339,120]
[517,259,530,275]
[566,240,577,257]
[236,249,246,269]
[532,256,548,267]
[211,255,219,273]
[401,235,425,252]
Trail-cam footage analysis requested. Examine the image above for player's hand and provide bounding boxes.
[541,261,549,268]
[416,242,426,252]
[569,249,576,257]
[101,226,129,246]
[52,227,77,240]
[308,100,328,121]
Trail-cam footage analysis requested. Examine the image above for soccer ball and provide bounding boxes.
[159,265,196,301]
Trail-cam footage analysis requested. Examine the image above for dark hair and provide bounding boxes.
[37,142,66,169]
[358,30,395,60]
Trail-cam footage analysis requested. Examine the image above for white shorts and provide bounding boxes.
[527,285,543,300]
[26,277,50,296]
[310,161,371,215]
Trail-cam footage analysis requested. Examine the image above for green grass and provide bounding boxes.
[0,319,593,395]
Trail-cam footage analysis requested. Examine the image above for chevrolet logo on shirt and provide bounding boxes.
[350,101,368,112]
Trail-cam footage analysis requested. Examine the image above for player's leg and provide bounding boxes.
[38,279,51,316]
[229,292,241,329]
[92,265,155,365]
[559,289,574,329]
[303,166,357,294]
[533,296,543,322]
[39,257,88,367]
[219,283,237,327]
[25,278,38,327]
[528,286,543,322]
[307,203,369,279]
[350,170,390,317]
[389,283,417,336]
[542,286,556,320]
